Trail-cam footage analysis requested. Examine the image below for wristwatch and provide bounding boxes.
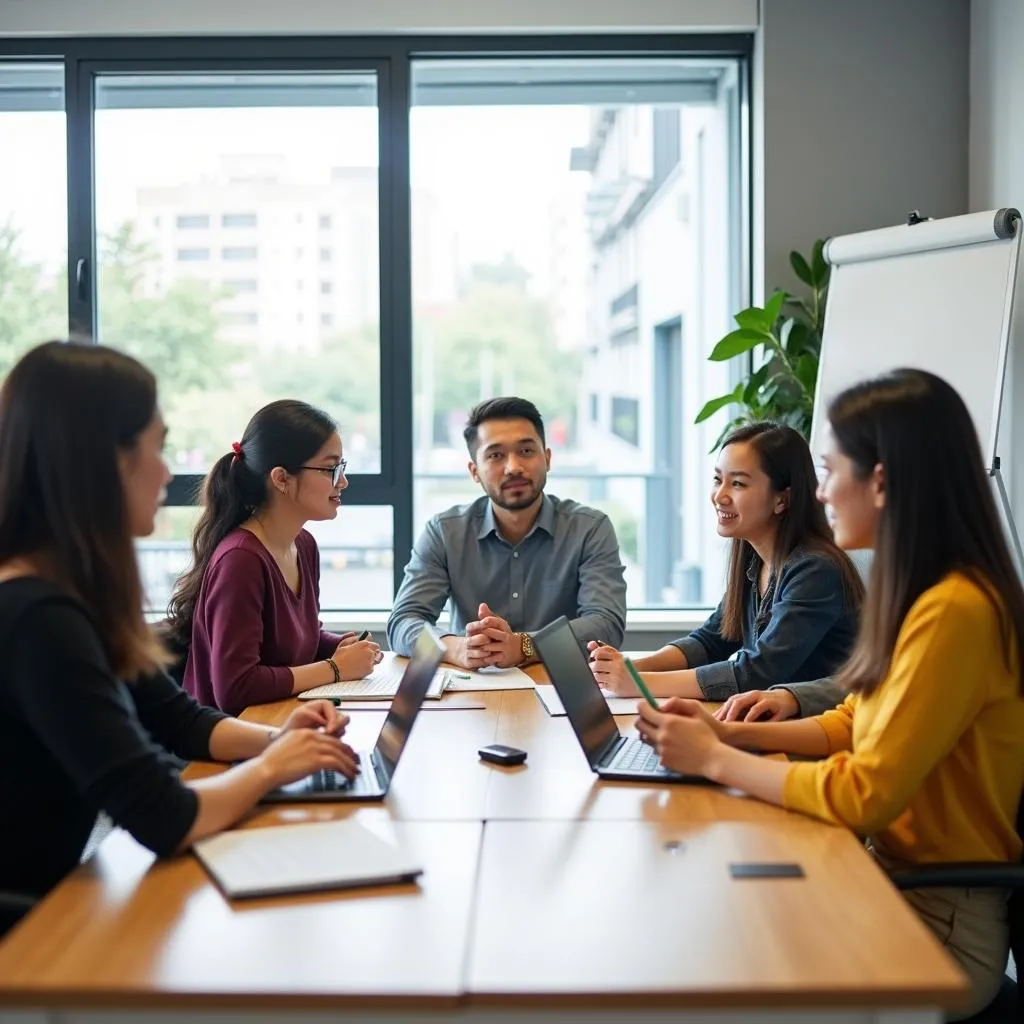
[516,631,536,665]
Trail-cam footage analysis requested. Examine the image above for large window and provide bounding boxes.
[410,59,743,607]
[0,39,749,615]
[0,64,67,373]
[94,72,381,476]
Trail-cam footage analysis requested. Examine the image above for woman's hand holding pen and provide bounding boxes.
[331,629,383,679]
[586,640,638,696]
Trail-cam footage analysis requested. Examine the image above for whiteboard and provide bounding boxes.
[810,209,1022,469]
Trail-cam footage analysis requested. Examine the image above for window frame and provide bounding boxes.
[0,33,753,610]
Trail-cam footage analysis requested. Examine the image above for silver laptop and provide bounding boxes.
[261,630,444,803]
[533,617,705,783]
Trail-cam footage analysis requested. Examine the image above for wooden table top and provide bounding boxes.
[468,819,965,1010]
[0,665,969,1013]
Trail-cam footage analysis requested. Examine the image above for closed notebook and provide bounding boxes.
[193,819,423,899]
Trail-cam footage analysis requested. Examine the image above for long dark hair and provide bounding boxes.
[166,399,336,649]
[832,369,1024,695]
[0,341,166,679]
[719,421,864,640]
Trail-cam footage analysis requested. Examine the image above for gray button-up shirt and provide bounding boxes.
[387,494,627,656]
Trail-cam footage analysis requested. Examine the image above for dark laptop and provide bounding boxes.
[533,617,706,784]
[261,630,445,803]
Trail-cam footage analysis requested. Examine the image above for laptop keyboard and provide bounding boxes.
[309,759,380,796]
[605,739,672,774]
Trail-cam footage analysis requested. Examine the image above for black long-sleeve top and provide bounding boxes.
[0,578,227,898]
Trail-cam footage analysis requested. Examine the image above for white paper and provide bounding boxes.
[194,819,423,899]
[534,684,642,717]
[441,664,536,691]
[298,652,447,701]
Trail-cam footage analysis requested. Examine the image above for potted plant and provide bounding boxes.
[695,241,830,447]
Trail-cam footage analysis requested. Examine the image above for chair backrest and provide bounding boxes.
[0,891,36,939]
[1012,798,1024,1007]
[154,618,189,686]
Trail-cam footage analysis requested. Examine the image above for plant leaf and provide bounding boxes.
[694,384,743,424]
[779,316,795,349]
[796,352,819,393]
[782,319,812,356]
[812,239,828,283]
[709,329,764,361]
[764,289,786,326]
[742,363,770,404]
[734,307,772,332]
[790,250,813,286]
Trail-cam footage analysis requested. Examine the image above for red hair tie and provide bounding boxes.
[230,441,244,462]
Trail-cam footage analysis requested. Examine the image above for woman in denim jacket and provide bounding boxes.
[591,422,863,702]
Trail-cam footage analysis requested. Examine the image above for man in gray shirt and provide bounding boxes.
[387,397,626,669]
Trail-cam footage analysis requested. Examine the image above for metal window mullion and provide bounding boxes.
[380,44,414,598]
[65,51,96,340]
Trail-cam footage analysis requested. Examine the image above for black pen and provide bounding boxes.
[357,630,369,641]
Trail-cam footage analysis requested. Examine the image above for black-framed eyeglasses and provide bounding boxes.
[300,459,347,487]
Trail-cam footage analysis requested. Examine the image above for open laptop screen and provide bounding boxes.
[373,630,444,779]
[533,617,620,767]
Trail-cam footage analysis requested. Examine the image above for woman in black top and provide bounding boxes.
[0,341,359,901]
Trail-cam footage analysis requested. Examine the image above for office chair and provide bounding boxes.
[155,619,189,686]
[0,890,36,940]
[891,799,1023,1023]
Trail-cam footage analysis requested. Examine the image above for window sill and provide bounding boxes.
[146,608,712,638]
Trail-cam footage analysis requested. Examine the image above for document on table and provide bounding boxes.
[442,664,536,692]
[534,684,641,717]
[297,652,449,701]
[328,699,486,711]
[298,654,534,700]
[194,819,423,899]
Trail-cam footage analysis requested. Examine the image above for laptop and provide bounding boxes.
[261,630,445,803]
[532,617,705,784]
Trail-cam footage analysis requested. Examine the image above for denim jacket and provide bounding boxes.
[672,547,858,701]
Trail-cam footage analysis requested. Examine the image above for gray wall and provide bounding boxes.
[0,0,758,35]
[759,0,970,297]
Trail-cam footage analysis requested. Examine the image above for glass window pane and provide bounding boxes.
[95,71,381,476]
[137,505,201,617]
[306,507,394,611]
[411,58,744,610]
[138,505,394,614]
[0,63,67,376]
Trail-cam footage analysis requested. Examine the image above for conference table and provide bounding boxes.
[0,663,968,1023]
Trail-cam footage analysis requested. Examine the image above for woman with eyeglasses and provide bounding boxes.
[169,400,381,714]
[0,344,359,906]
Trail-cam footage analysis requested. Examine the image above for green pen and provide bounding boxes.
[624,657,659,709]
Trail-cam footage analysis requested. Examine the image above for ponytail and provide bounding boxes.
[166,451,265,648]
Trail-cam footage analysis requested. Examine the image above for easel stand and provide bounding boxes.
[991,457,1024,574]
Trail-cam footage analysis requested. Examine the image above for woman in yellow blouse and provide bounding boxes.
[638,368,1024,1019]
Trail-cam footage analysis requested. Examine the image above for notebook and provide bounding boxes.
[193,819,424,899]
[298,653,535,701]
[298,652,451,701]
